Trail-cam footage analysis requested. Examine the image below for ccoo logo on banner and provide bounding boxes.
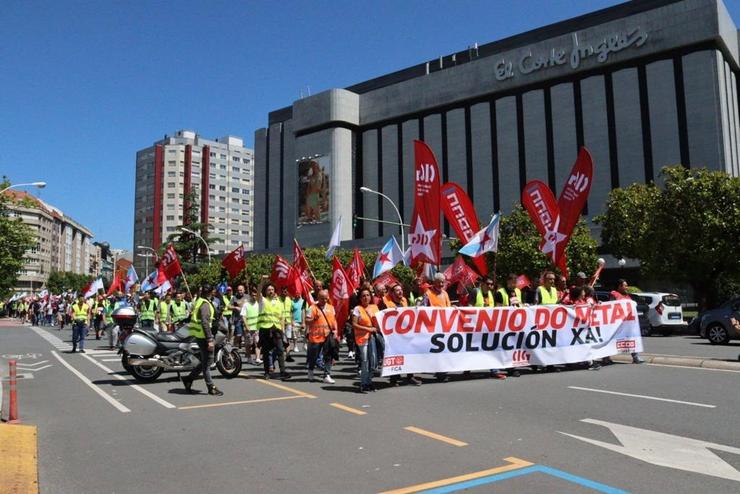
[375,300,643,376]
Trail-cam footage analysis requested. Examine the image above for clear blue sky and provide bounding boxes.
[2,0,738,250]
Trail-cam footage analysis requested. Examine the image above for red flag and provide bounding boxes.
[440,182,488,275]
[292,239,314,291]
[521,180,568,275]
[271,255,293,287]
[372,271,400,289]
[443,256,478,287]
[554,147,594,277]
[107,271,122,296]
[408,140,441,267]
[516,274,532,290]
[222,245,246,279]
[345,248,365,291]
[159,244,183,281]
[329,257,350,339]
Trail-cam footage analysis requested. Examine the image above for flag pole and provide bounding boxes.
[179,271,193,298]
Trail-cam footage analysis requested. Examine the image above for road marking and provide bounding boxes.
[101,358,122,362]
[80,353,176,409]
[179,395,304,410]
[255,378,317,398]
[330,403,367,415]
[403,426,468,447]
[647,363,740,373]
[1,353,43,360]
[379,457,533,494]
[51,351,130,413]
[568,386,716,408]
[16,364,52,372]
[560,418,740,482]
[15,360,49,367]
[0,424,38,494]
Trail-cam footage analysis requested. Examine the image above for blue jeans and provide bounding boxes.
[357,343,372,387]
[72,321,87,350]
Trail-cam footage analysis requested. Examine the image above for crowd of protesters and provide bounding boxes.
[3,270,641,394]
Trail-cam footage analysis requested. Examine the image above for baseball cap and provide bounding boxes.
[577,272,587,279]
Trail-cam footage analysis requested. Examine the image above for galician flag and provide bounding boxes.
[459,213,500,258]
[372,236,405,279]
[84,278,104,299]
[140,270,160,292]
[124,265,139,292]
[325,216,342,259]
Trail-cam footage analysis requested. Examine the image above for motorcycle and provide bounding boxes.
[113,306,242,383]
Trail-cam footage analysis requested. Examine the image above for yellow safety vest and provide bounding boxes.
[103,300,113,325]
[159,301,170,320]
[474,289,494,307]
[171,301,188,322]
[259,298,283,329]
[537,286,558,305]
[189,297,214,339]
[497,287,522,306]
[140,300,156,321]
[244,301,260,330]
[222,294,232,316]
[282,296,292,323]
[72,303,89,321]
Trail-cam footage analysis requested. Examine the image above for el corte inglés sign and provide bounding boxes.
[495,27,649,81]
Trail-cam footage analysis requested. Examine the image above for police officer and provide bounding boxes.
[182,284,223,396]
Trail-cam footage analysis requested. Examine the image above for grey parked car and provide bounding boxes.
[698,297,740,345]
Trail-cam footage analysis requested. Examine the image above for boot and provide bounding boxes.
[207,385,223,396]
[182,377,194,394]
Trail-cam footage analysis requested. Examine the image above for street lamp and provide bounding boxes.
[179,227,212,262]
[0,181,47,194]
[136,245,158,274]
[136,253,155,274]
[359,186,405,252]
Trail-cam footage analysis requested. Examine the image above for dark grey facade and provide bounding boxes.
[255,0,740,253]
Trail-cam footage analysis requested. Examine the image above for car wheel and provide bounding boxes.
[706,324,730,345]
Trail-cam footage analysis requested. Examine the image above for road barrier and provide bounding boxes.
[8,360,20,423]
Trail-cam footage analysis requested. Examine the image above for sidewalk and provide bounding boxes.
[0,423,39,494]
[612,352,740,370]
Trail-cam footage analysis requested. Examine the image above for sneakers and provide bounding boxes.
[307,370,314,382]
[589,363,602,371]
[632,357,644,364]
[358,385,368,394]
[263,373,271,380]
[255,358,263,365]
[207,385,224,396]
[509,369,521,377]
[407,376,422,386]
[79,349,86,354]
[286,355,295,362]
[347,351,355,360]
[280,373,292,381]
[323,375,335,384]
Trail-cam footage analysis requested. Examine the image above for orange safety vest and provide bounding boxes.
[353,304,379,346]
[306,303,336,344]
[383,297,408,308]
[426,289,451,307]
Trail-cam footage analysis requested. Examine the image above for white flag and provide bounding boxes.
[325,216,343,259]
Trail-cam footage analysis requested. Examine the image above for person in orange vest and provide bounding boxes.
[385,283,422,386]
[351,287,380,393]
[424,273,452,382]
[305,289,337,384]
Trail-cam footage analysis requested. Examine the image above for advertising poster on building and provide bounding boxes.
[375,300,643,376]
[298,156,330,225]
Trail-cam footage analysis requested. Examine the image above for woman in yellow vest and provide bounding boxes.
[240,286,262,365]
[71,294,90,353]
[257,276,291,381]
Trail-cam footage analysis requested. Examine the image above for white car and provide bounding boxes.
[632,292,686,336]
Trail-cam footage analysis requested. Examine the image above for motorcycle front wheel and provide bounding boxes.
[128,358,164,382]
[216,348,242,378]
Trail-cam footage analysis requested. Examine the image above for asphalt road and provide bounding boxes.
[2,319,739,494]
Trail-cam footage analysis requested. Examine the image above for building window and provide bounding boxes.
[209,194,216,200]
[167,171,176,177]
[209,173,216,179]
[220,154,226,159]
[232,167,240,173]
[232,156,240,162]
[242,199,250,205]
[167,193,175,199]
[167,182,176,188]
[231,187,240,193]
[231,198,239,204]
[209,152,216,157]
[166,215,175,220]
[241,188,249,194]
[209,184,216,190]
[220,164,227,170]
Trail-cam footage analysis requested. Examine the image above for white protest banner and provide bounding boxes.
[376,300,643,376]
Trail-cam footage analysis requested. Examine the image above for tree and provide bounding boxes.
[486,205,598,282]
[595,165,740,308]
[163,189,221,273]
[46,271,94,294]
[0,179,35,298]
